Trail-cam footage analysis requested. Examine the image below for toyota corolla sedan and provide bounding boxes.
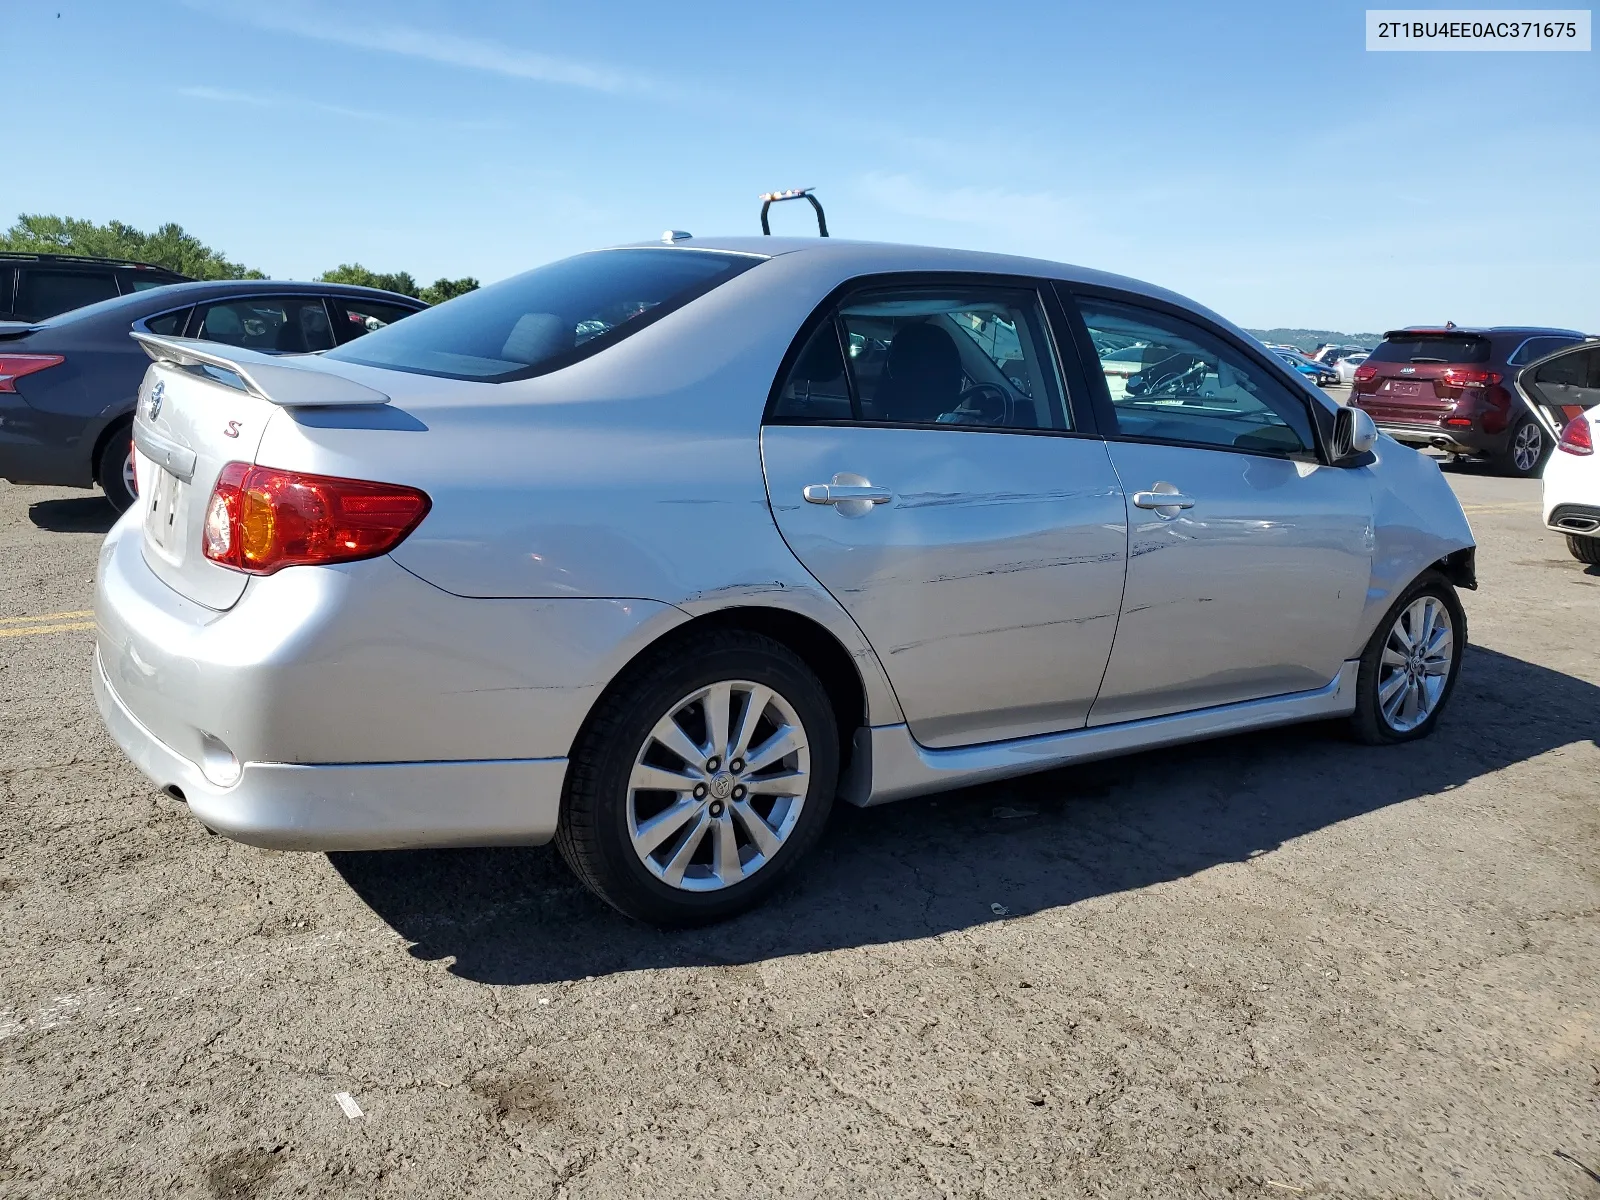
[94,238,1477,925]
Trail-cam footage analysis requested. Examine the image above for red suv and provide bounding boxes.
[1350,326,1585,477]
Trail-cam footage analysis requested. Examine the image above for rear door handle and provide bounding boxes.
[1131,490,1195,510]
[803,484,892,505]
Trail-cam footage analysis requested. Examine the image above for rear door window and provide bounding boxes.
[327,298,420,344]
[15,269,120,320]
[195,297,335,353]
[1368,335,1491,365]
[323,249,760,381]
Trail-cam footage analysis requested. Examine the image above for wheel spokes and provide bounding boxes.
[649,714,706,772]
[702,681,733,761]
[731,800,782,858]
[633,797,702,857]
[712,813,743,885]
[744,725,801,774]
[728,685,772,764]
[661,810,711,886]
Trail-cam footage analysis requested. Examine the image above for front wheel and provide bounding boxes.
[1496,418,1548,478]
[1349,574,1466,745]
[1567,534,1600,565]
[556,630,839,925]
[96,426,137,512]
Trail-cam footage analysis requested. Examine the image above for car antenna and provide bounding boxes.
[759,187,828,237]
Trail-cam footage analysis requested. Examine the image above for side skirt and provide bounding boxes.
[844,660,1360,807]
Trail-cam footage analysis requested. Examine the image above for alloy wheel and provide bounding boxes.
[122,446,138,498]
[1377,596,1454,733]
[1512,422,1542,473]
[626,680,811,892]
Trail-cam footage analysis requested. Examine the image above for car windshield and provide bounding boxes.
[1368,335,1491,365]
[324,249,762,382]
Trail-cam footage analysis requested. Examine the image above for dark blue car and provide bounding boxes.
[0,280,423,510]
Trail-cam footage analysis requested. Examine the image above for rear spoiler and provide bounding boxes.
[130,332,390,408]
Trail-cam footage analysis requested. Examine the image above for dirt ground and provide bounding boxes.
[1,454,1596,1199]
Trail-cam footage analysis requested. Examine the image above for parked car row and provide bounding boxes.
[0,274,423,509]
[1347,325,1586,477]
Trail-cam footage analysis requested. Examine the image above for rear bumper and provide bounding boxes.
[94,650,564,849]
[1371,421,1492,457]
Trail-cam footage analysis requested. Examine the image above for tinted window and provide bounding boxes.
[772,287,1068,430]
[15,269,120,320]
[144,307,191,336]
[328,298,420,345]
[196,297,335,353]
[1523,345,1600,421]
[324,249,759,381]
[1507,335,1578,366]
[1080,299,1315,455]
[1368,335,1491,365]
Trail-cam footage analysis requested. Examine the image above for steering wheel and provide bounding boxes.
[940,382,1014,427]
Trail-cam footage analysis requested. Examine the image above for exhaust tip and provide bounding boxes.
[164,784,187,803]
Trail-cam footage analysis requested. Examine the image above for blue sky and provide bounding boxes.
[9,0,1598,332]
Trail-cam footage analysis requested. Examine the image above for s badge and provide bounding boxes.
[223,420,242,439]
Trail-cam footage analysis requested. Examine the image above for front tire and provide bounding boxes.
[556,630,839,926]
[1349,573,1465,745]
[1496,417,1548,478]
[1567,534,1600,565]
[96,425,136,513]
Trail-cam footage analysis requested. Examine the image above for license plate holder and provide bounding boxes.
[1388,380,1424,398]
[144,465,184,556]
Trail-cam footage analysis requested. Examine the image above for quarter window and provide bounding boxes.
[196,297,335,353]
[15,270,119,321]
[772,286,1069,431]
[1079,299,1314,456]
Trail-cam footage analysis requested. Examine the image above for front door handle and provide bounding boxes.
[803,483,892,506]
[1131,490,1196,510]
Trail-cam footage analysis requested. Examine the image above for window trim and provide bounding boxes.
[762,271,1103,438]
[324,293,426,346]
[1057,283,1337,465]
[1506,334,1581,368]
[133,304,195,338]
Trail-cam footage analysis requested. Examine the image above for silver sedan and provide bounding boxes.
[94,238,1476,925]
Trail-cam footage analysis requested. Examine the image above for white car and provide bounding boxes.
[1522,339,1600,563]
[1334,352,1370,385]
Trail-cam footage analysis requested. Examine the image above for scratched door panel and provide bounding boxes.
[761,423,1127,748]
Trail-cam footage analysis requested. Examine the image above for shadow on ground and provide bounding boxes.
[330,645,1599,985]
[28,495,117,534]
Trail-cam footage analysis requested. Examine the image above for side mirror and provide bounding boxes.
[1331,405,1378,461]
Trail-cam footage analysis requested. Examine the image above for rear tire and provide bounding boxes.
[1349,573,1466,745]
[96,425,136,513]
[1495,417,1548,478]
[556,630,839,926]
[1567,534,1600,565]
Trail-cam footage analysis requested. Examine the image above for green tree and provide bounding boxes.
[0,214,265,279]
[419,277,479,306]
[316,263,420,298]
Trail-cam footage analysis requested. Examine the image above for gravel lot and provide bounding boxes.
[1,453,1596,1199]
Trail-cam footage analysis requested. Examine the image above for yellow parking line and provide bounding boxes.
[0,610,94,625]
[0,621,97,639]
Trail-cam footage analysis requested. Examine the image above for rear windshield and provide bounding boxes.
[324,249,761,382]
[1368,335,1491,365]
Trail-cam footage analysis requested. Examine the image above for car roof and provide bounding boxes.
[1384,325,1587,338]
[0,251,185,274]
[31,278,425,330]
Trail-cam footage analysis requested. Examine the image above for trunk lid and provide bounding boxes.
[1515,339,1600,440]
[1352,332,1493,422]
[129,335,391,610]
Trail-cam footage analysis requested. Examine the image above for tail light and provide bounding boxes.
[1558,416,1594,456]
[1441,367,1502,388]
[1353,364,1377,382]
[202,463,431,574]
[0,354,65,393]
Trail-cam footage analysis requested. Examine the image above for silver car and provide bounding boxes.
[94,238,1476,925]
